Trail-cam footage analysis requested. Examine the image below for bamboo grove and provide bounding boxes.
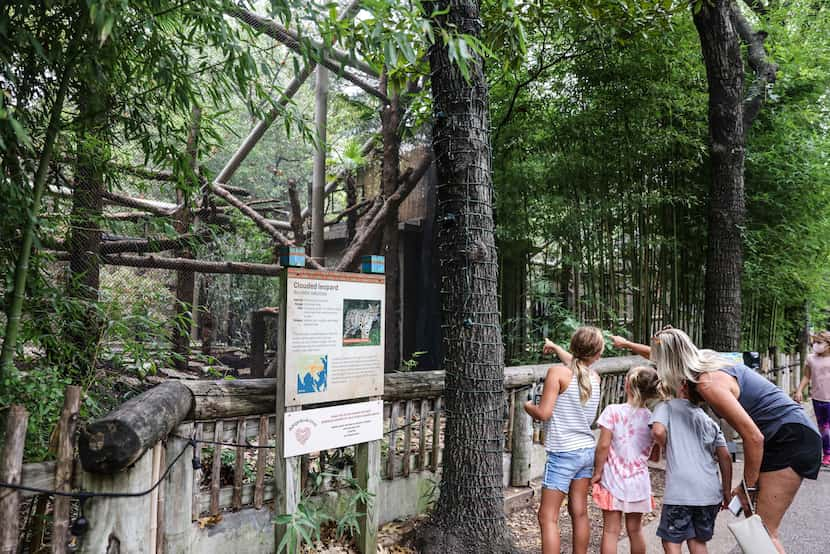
[491,2,830,362]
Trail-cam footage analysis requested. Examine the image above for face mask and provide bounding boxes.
[813,342,828,355]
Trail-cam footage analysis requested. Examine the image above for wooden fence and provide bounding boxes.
[0,352,803,553]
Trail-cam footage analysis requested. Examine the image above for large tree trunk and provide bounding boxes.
[64,81,109,378]
[694,0,745,351]
[381,90,401,372]
[172,107,201,370]
[416,0,511,550]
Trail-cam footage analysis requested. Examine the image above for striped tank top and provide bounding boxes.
[544,371,601,452]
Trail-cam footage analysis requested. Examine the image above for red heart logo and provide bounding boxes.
[295,427,311,445]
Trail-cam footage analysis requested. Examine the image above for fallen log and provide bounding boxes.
[79,381,192,473]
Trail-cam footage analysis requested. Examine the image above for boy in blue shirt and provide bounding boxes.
[650,383,732,554]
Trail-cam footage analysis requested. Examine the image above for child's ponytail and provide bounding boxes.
[627,366,660,408]
[568,326,605,404]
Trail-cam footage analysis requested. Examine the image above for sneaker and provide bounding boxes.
[822,455,830,467]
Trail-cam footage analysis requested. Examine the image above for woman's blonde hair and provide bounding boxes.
[569,326,605,404]
[650,327,732,396]
[626,366,660,408]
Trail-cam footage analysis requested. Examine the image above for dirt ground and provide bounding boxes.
[304,468,665,553]
[509,468,665,553]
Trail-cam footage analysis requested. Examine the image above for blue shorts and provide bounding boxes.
[656,504,720,543]
[542,447,595,493]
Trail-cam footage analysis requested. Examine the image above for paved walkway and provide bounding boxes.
[620,401,829,553]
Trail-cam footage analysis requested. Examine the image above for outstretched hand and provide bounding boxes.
[542,337,556,355]
[611,335,629,349]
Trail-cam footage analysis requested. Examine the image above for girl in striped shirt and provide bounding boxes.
[525,327,604,554]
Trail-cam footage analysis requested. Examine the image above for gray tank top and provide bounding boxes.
[719,364,818,440]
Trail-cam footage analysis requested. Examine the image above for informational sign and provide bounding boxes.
[284,268,385,406]
[283,399,383,457]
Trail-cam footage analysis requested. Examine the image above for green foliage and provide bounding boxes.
[0,367,70,460]
[274,474,374,553]
[275,499,331,553]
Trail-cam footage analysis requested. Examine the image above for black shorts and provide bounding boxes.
[760,423,822,479]
[656,504,720,544]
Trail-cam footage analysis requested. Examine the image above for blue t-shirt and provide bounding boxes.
[650,399,726,506]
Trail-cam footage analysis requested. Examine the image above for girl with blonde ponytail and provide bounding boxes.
[525,327,604,554]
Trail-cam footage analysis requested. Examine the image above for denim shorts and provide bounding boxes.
[542,447,595,493]
[656,504,720,543]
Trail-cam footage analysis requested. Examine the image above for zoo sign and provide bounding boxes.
[283,268,385,407]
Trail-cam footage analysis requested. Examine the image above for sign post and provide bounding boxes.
[275,262,385,553]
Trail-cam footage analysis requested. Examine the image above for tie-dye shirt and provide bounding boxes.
[596,403,653,502]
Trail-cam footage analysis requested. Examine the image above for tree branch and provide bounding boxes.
[50,253,283,276]
[731,4,778,130]
[210,182,323,269]
[334,153,433,271]
[228,7,387,103]
[287,179,306,245]
[227,7,378,78]
[325,198,373,227]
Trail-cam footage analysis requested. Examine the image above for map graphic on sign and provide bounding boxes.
[296,354,328,394]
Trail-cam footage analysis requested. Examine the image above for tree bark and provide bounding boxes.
[64,77,110,378]
[694,0,746,351]
[381,88,402,372]
[172,107,201,371]
[311,67,329,264]
[416,0,512,550]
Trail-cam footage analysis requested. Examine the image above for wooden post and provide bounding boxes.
[163,423,194,554]
[52,386,81,554]
[232,419,245,510]
[386,401,399,479]
[355,397,381,554]
[0,405,28,554]
[275,269,301,552]
[80,447,155,554]
[402,400,413,477]
[510,388,533,487]
[251,310,266,378]
[209,421,222,514]
[253,416,269,509]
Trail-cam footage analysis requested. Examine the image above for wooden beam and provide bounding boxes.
[227,7,378,78]
[212,0,363,188]
[228,7,386,102]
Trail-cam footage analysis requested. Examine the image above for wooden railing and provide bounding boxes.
[2,355,648,551]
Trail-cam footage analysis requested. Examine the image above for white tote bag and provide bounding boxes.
[727,514,777,554]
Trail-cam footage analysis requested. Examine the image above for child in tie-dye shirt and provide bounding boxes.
[591,366,661,554]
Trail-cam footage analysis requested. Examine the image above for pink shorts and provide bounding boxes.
[592,483,654,513]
